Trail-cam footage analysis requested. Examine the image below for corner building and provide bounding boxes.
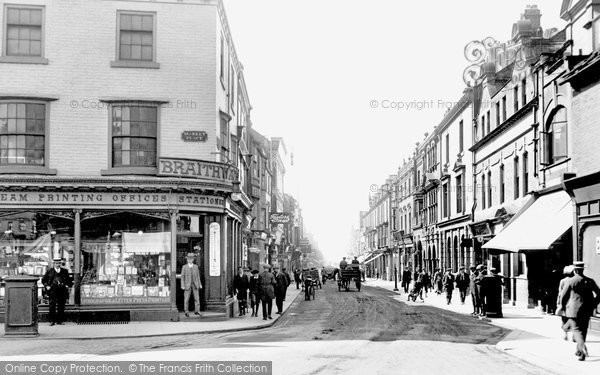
[0,0,254,321]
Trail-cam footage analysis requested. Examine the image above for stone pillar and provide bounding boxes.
[73,209,81,306]
[169,210,178,321]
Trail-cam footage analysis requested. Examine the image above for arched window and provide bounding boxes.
[545,107,568,164]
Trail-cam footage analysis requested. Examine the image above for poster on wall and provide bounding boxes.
[209,222,221,276]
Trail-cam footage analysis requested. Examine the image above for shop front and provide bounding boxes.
[563,172,600,331]
[0,189,246,322]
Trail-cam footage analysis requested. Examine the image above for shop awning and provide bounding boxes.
[363,252,384,264]
[482,191,572,252]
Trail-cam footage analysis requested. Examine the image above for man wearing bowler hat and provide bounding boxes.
[42,258,73,326]
[557,261,600,361]
[181,253,202,317]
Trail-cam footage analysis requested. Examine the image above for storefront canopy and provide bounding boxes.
[482,191,572,252]
[363,252,384,264]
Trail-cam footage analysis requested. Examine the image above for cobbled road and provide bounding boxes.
[0,283,552,374]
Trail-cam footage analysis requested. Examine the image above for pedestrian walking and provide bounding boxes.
[294,269,302,289]
[476,267,488,316]
[249,269,260,317]
[401,267,412,293]
[282,268,291,300]
[557,265,574,339]
[442,268,455,305]
[469,265,481,316]
[233,266,249,316]
[273,266,288,314]
[455,266,470,305]
[42,258,73,326]
[433,268,443,295]
[557,261,600,361]
[421,270,431,297]
[258,264,276,320]
[180,253,202,317]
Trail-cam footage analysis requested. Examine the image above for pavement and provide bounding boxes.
[365,278,600,375]
[0,289,301,340]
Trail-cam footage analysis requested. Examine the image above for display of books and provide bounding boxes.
[124,286,132,296]
[106,287,115,297]
[82,285,91,298]
[96,285,107,298]
[131,285,144,296]
[90,284,98,297]
[147,287,159,297]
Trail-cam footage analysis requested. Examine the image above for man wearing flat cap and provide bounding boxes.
[181,253,202,317]
[455,266,470,305]
[442,268,455,305]
[557,261,600,361]
[42,258,73,326]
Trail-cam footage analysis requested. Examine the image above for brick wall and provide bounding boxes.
[571,83,600,176]
[0,0,239,176]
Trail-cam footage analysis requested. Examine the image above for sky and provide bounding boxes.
[223,0,566,264]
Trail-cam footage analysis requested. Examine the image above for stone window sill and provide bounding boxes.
[0,56,49,65]
[101,167,158,176]
[0,166,57,175]
[110,60,160,69]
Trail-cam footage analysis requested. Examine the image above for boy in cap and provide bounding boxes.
[249,269,261,317]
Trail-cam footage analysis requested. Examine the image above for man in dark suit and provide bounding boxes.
[442,268,455,305]
[233,266,249,316]
[401,267,412,293]
[273,266,288,314]
[455,266,470,305]
[258,264,276,320]
[42,258,73,326]
[557,261,600,361]
[181,253,202,317]
[282,268,291,300]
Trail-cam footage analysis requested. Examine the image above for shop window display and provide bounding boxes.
[81,212,171,304]
[0,212,75,306]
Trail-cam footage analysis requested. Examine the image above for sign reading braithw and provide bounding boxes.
[269,212,293,224]
[158,158,239,182]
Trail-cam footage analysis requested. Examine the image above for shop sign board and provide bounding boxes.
[158,157,239,182]
[0,192,225,211]
[269,212,293,224]
[209,222,221,276]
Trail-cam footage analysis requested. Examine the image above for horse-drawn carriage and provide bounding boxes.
[338,264,361,292]
[321,266,337,284]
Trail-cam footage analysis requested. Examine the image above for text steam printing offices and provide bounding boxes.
[0,0,311,322]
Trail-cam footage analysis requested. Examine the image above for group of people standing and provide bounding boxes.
[401,264,504,317]
[233,264,291,321]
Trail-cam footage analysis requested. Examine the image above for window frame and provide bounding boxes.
[101,101,161,176]
[0,98,56,174]
[1,4,48,64]
[523,152,529,196]
[499,164,505,204]
[111,10,159,69]
[487,171,492,208]
[458,120,464,153]
[544,107,569,165]
[514,157,520,199]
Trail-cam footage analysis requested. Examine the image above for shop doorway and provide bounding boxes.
[176,236,206,312]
